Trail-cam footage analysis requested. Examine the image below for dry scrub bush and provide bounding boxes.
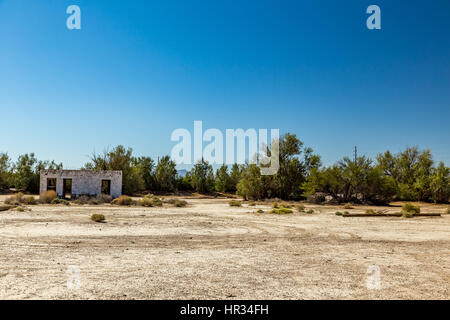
[272,202,279,208]
[335,211,343,216]
[5,194,36,205]
[402,203,420,217]
[343,203,353,209]
[23,196,36,205]
[150,196,163,207]
[173,200,187,207]
[5,193,24,205]
[138,197,154,207]
[39,190,57,204]
[306,209,314,214]
[257,209,264,213]
[51,198,70,205]
[296,204,305,212]
[138,194,163,207]
[91,214,105,222]
[112,195,134,206]
[73,195,90,205]
[445,207,450,215]
[87,194,113,205]
[91,194,112,204]
[229,200,242,207]
[271,206,293,214]
[248,202,256,206]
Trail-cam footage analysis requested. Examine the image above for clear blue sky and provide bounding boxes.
[1,0,449,168]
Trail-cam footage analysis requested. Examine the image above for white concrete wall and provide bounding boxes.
[39,170,122,198]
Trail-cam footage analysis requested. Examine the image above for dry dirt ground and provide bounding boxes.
[0,195,449,300]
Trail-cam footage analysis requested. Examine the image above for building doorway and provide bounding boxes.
[63,179,72,199]
[101,180,111,195]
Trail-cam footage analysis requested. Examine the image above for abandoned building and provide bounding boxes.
[39,170,122,199]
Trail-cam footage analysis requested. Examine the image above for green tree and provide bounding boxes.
[377,147,434,201]
[237,164,264,200]
[0,153,11,190]
[302,155,396,204]
[430,162,450,203]
[134,156,156,190]
[11,154,62,193]
[191,159,215,194]
[155,156,177,192]
[13,153,37,192]
[228,163,243,192]
[271,133,321,200]
[215,165,231,192]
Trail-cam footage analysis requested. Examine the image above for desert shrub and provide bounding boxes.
[343,211,349,215]
[87,195,112,205]
[73,195,90,205]
[174,200,187,207]
[281,203,292,208]
[296,204,306,212]
[15,206,26,212]
[5,193,37,206]
[335,211,343,216]
[138,197,154,207]
[401,203,420,218]
[343,203,353,209]
[23,196,36,205]
[138,194,163,207]
[72,194,112,205]
[365,209,376,214]
[306,209,314,214]
[88,198,100,205]
[39,190,57,204]
[248,202,256,206]
[4,193,25,205]
[257,209,264,213]
[271,206,293,214]
[164,198,176,205]
[51,198,70,205]
[446,207,450,215]
[91,214,105,222]
[95,194,112,204]
[402,203,420,214]
[112,195,134,206]
[272,202,279,208]
[402,211,414,218]
[229,200,242,207]
[151,196,163,207]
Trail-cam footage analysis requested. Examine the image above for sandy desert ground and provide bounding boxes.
[0,195,449,300]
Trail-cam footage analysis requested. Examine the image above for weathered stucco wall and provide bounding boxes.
[40,170,122,198]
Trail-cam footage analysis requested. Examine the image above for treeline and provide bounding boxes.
[1,134,449,204]
[0,153,62,193]
[303,148,450,204]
